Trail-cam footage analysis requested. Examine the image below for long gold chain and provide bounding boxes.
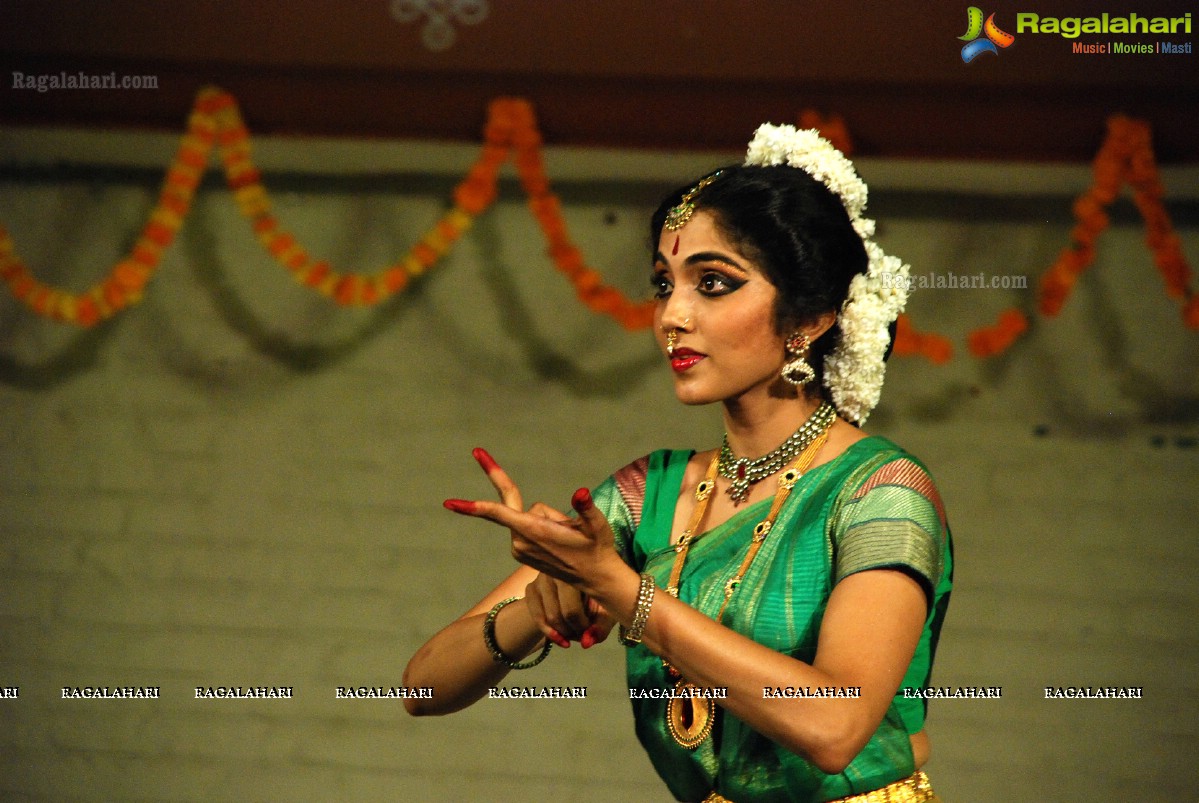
[659,412,832,750]
[666,426,831,609]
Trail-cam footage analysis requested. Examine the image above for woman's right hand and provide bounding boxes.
[524,570,615,649]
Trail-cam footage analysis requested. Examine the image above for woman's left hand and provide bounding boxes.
[443,457,624,598]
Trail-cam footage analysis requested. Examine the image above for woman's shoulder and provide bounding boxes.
[831,436,948,528]
[835,433,927,470]
[602,448,693,505]
[818,434,943,507]
[815,433,902,475]
[597,449,699,552]
[609,448,699,481]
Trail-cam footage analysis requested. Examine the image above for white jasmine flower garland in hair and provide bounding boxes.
[744,123,910,424]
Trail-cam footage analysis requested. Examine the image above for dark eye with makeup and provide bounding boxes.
[650,270,673,299]
[698,271,745,297]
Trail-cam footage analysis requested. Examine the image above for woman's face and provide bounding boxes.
[652,209,789,407]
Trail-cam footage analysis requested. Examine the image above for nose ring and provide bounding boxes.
[666,331,678,356]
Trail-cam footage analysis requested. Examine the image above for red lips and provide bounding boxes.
[669,347,705,373]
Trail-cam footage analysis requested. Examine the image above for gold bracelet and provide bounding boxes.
[619,572,656,646]
[482,597,552,670]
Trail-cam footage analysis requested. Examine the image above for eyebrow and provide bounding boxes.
[652,250,748,272]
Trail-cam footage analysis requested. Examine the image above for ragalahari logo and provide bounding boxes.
[959,7,1015,62]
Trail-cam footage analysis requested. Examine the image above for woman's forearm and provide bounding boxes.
[629,589,869,771]
[584,558,924,773]
[403,594,547,716]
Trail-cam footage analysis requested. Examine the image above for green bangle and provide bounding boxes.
[483,597,552,670]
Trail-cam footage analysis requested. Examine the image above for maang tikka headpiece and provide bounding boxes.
[664,170,723,231]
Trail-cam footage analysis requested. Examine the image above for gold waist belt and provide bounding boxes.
[703,770,935,803]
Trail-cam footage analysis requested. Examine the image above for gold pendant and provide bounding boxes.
[666,679,714,749]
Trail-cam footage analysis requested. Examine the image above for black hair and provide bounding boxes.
[651,164,870,396]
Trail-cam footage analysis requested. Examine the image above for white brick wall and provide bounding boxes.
[1,134,1196,801]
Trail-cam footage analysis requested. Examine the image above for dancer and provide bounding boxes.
[406,124,953,802]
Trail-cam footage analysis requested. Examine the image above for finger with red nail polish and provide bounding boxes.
[571,487,593,514]
[547,629,571,649]
[443,499,476,514]
[472,447,499,473]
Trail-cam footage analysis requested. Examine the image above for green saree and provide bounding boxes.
[592,437,953,802]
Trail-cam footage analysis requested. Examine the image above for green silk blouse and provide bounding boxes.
[592,437,954,802]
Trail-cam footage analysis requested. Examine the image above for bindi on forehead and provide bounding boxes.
[672,235,680,256]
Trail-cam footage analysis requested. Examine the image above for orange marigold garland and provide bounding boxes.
[6,93,1190,353]
[892,313,954,364]
[501,98,654,330]
[0,99,213,326]
[205,87,478,307]
[1035,114,1195,325]
[971,114,1197,357]
[0,87,653,328]
[1121,119,1194,312]
[1035,116,1127,318]
[967,308,1028,358]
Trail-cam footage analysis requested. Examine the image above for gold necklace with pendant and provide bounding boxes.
[661,416,832,750]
